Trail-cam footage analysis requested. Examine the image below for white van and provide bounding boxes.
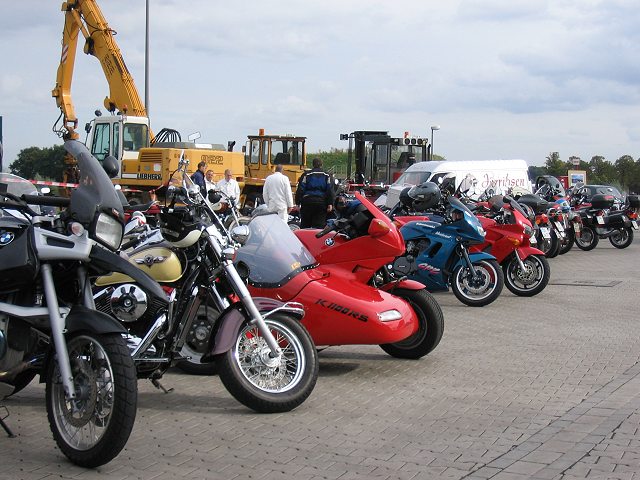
[379,159,531,208]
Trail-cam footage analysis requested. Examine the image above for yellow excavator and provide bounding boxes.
[51,0,243,195]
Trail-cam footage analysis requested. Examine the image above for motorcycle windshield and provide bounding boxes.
[235,214,317,287]
[0,173,41,214]
[64,140,124,224]
[449,196,484,240]
[505,195,529,218]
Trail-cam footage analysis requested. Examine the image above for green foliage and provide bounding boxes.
[10,145,67,182]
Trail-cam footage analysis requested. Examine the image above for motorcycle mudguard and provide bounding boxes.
[515,246,545,260]
[65,304,128,335]
[202,304,245,359]
[379,279,426,292]
[89,245,167,302]
[453,252,495,270]
[251,297,305,320]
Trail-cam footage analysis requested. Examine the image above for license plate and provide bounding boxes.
[633,220,639,230]
[530,234,537,244]
[540,227,551,239]
[574,223,581,233]
[596,216,605,225]
[554,221,565,232]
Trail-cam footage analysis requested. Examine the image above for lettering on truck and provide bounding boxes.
[481,173,526,189]
[201,154,224,165]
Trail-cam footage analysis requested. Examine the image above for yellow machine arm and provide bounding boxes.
[52,0,147,139]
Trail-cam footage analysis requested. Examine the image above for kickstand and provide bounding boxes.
[151,378,174,394]
[0,406,16,438]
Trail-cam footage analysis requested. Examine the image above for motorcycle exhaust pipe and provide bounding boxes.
[0,356,42,382]
[131,313,167,359]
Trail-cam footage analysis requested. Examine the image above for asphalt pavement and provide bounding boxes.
[2,239,640,480]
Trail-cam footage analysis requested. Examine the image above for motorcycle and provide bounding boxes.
[388,183,504,307]
[572,193,639,250]
[470,195,550,297]
[514,193,560,258]
[0,140,166,467]
[93,154,318,413]
[235,192,444,359]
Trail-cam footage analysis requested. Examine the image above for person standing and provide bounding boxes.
[263,164,294,222]
[191,161,207,193]
[205,170,217,193]
[296,157,334,228]
[216,169,241,204]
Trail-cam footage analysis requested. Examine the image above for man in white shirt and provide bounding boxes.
[216,169,241,204]
[262,164,294,222]
[205,170,217,193]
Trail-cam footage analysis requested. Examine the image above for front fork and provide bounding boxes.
[459,245,480,280]
[41,263,75,399]
[222,258,282,358]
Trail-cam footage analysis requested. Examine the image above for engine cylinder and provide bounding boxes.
[110,284,148,322]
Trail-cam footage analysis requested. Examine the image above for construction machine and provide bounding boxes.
[241,129,307,208]
[52,0,243,194]
[339,130,430,199]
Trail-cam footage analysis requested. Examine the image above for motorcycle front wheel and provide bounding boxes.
[379,288,444,359]
[215,313,318,413]
[503,254,550,297]
[46,333,137,468]
[609,228,634,249]
[451,259,504,307]
[575,225,599,251]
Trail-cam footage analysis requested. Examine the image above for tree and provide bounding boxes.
[10,145,67,182]
[544,152,570,177]
[615,155,636,192]
[588,155,617,185]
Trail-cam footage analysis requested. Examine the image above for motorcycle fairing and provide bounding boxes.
[378,279,426,292]
[514,246,545,261]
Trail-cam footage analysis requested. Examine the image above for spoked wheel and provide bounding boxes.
[46,333,137,468]
[379,288,444,359]
[176,305,220,375]
[609,228,634,249]
[558,228,575,255]
[451,259,504,307]
[503,254,550,297]
[215,313,318,413]
[575,225,599,251]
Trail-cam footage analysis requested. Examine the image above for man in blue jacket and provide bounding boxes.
[296,158,335,228]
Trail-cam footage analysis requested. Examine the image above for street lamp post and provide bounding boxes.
[430,125,440,161]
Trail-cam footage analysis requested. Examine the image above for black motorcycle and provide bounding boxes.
[0,140,167,467]
[93,154,319,413]
[573,193,639,250]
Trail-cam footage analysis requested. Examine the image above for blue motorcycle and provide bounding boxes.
[388,187,504,307]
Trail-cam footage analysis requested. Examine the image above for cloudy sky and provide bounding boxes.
[1,0,639,171]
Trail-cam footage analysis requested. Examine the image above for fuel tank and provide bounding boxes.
[95,246,182,286]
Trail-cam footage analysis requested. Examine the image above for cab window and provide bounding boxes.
[91,123,111,161]
[123,123,149,152]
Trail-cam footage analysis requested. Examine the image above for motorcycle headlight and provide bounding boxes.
[92,212,123,250]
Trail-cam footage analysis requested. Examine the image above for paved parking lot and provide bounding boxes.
[2,240,640,480]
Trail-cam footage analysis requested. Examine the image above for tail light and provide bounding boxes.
[628,211,638,220]
[536,213,548,224]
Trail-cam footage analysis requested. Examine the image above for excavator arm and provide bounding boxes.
[52,0,147,140]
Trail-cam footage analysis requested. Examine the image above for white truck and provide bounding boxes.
[379,159,531,208]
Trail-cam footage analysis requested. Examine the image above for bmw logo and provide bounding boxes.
[0,231,15,246]
[324,238,335,247]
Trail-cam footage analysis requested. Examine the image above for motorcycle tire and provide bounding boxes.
[176,304,220,376]
[215,313,318,413]
[575,225,599,251]
[379,288,444,359]
[503,254,550,297]
[609,228,634,249]
[451,258,504,307]
[224,215,251,231]
[558,228,575,255]
[546,230,561,258]
[46,332,137,468]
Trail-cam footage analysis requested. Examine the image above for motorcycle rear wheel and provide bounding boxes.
[575,225,599,251]
[215,313,318,413]
[609,228,633,249]
[46,333,137,468]
[379,288,444,359]
[558,228,575,255]
[451,259,504,307]
[503,254,550,297]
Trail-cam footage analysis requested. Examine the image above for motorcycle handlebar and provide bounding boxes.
[21,194,71,207]
[315,223,335,238]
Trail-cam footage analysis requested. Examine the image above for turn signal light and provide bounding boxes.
[508,237,521,246]
[368,219,391,237]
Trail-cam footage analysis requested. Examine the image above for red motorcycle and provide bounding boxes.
[471,195,550,297]
[235,193,444,359]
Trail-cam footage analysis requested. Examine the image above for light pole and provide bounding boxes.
[430,125,440,161]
